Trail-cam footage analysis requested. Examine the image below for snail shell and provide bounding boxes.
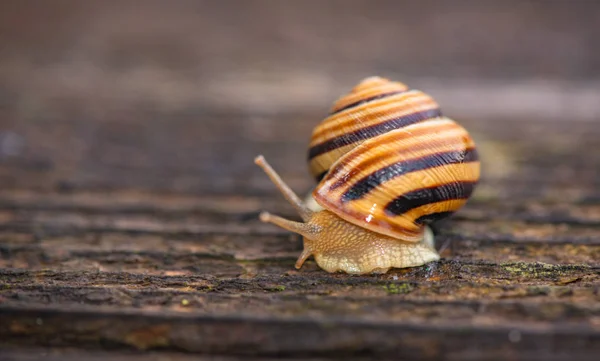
[307,76,479,242]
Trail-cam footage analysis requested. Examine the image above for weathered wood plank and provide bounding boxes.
[1,112,599,359]
[1,346,314,361]
[2,111,600,196]
[1,266,598,318]
[1,305,599,360]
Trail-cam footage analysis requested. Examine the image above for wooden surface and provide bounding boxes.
[1,110,599,360]
[0,1,599,360]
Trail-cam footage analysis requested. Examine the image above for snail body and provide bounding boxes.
[256,76,480,274]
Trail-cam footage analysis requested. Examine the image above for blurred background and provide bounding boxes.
[0,0,598,198]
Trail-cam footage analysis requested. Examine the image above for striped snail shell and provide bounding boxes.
[308,76,479,242]
[255,76,480,274]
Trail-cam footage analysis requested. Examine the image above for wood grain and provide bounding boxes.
[1,114,599,359]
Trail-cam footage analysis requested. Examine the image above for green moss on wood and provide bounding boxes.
[384,282,415,295]
[500,261,590,279]
[264,285,286,292]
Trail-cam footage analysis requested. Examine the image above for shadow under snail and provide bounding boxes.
[255,76,480,274]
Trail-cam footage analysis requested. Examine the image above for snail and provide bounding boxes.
[255,76,480,274]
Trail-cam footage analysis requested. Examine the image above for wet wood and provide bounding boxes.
[0,111,599,360]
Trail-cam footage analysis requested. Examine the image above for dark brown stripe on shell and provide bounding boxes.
[326,123,464,190]
[307,108,443,160]
[331,90,408,115]
[415,211,455,225]
[384,181,477,216]
[340,148,478,202]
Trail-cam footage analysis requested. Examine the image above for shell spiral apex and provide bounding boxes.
[255,76,479,274]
